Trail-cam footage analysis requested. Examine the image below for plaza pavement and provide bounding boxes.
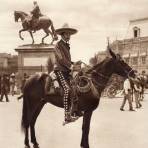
[0,93,148,148]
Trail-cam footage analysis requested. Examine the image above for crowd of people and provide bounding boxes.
[0,72,29,102]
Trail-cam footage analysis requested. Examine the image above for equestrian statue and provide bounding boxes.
[14,1,58,44]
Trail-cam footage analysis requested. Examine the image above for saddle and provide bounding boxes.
[45,76,63,96]
[26,15,42,30]
[75,75,100,98]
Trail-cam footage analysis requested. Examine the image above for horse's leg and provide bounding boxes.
[42,29,49,44]
[81,110,93,148]
[29,31,35,44]
[30,101,45,148]
[19,28,27,40]
[24,127,30,148]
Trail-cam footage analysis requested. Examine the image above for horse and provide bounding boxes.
[21,50,135,148]
[14,11,58,44]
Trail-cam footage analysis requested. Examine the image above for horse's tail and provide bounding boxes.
[50,21,58,40]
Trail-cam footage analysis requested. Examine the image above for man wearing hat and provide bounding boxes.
[47,23,80,124]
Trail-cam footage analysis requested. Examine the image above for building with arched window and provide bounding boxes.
[111,17,148,73]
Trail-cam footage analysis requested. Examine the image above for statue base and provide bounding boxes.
[15,43,55,78]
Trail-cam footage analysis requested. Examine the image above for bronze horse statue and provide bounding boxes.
[21,50,135,148]
[14,11,58,44]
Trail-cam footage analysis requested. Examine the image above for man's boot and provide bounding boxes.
[63,111,78,126]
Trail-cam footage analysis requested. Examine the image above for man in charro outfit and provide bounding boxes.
[46,24,81,124]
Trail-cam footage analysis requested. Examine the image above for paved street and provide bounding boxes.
[0,94,148,148]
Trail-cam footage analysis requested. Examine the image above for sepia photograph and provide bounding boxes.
[0,0,148,148]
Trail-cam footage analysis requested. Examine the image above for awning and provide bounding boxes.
[139,52,146,56]
[130,53,138,57]
[122,54,129,58]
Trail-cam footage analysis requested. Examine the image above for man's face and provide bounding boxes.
[61,32,71,42]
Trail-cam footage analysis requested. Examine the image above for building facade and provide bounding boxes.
[0,53,18,74]
[111,17,148,73]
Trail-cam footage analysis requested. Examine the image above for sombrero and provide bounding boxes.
[55,23,78,35]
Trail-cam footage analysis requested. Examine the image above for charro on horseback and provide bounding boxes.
[45,23,85,124]
[14,2,138,148]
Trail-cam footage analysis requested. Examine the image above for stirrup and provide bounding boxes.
[62,116,78,126]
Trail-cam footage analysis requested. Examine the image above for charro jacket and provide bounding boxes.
[54,39,72,72]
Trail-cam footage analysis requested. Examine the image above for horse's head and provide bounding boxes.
[14,11,20,22]
[109,48,135,78]
[14,11,28,22]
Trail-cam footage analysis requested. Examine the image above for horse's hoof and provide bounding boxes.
[33,144,40,148]
[25,145,30,148]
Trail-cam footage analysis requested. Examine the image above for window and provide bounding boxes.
[134,30,138,38]
[132,57,138,65]
[141,56,146,65]
[133,26,140,38]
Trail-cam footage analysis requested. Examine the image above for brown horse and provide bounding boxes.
[14,11,58,44]
[21,50,135,148]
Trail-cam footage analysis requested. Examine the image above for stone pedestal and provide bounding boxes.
[15,44,56,78]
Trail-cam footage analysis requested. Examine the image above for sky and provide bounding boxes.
[1,0,148,63]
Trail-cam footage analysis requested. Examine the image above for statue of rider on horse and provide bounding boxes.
[28,1,42,31]
[14,1,58,44]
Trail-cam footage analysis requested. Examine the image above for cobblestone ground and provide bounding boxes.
[0,93,148,148]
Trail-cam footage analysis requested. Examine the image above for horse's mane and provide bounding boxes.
[87,57,112,73]
[16,11,28,16]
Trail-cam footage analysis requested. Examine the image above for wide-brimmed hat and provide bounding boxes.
[55,23,78,35]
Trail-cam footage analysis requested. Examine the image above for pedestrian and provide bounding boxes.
[133,77,142,108]
[0,74,9,102]
[120,78,135,111]
[139,71,146,100]
[17,73,29,100]
[10,73,16,96]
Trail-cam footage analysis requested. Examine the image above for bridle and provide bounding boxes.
[81,60,134,88]
[90,63,134,88]
[127,69,134,79]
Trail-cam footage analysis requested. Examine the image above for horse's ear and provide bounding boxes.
[108,46,116,59]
